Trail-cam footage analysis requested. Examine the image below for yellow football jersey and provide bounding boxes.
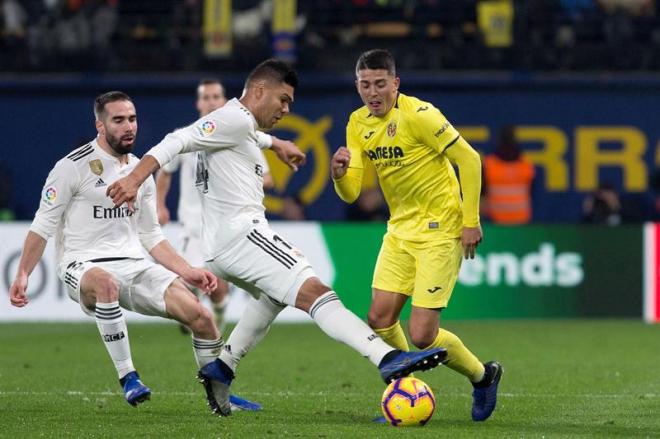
[345,93,468,241]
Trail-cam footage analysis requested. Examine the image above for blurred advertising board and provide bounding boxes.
[324,224,643,319]
[0,222,646,321]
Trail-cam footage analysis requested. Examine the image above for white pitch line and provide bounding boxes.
[0,391,656,399]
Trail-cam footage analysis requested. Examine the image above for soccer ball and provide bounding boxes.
[381,377,436,426]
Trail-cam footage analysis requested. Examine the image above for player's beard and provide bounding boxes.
[106,132,135,155]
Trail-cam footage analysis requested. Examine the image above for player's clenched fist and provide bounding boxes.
[331,147,351,179]
[9,273,29,307]
[107,174,140,210]
[181,267,218,294]
[271,137,306,172]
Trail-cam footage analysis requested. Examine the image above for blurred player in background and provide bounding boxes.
[156,78,274,335]
[331,49,502,422]
[108,59,447,417]
[8,91,258,412]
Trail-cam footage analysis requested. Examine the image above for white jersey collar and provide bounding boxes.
[229,98,259,131]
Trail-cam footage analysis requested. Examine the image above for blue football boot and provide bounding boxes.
[378,348,447,383]
[230,394,262,412]
[198,358,234,416]
[119,371,151,406]
[198,359,262,416]
[471,361,503,422]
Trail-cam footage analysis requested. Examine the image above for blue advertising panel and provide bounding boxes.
[2,74,658,222]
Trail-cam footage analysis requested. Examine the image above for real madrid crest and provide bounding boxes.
[89,159,104,175]
[387,121,397,138]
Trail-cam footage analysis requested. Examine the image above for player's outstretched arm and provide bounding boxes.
[9,231,48,307]
[149,240,218,294]
[110,126,197,209]
[107,155,161,209]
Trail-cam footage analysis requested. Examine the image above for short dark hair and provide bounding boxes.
[355,49,396,76]
[94,91,132,120]
[245,59,298,89]
[197,78,225,96]
[198,77,222,87]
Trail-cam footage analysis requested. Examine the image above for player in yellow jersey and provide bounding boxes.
[332,49,502,422]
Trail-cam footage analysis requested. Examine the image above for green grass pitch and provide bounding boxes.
[1,320,658,438]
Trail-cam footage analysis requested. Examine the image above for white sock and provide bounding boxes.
[192,337,224,368]
[219,294,284,372]
[95,301,134,378]
[310,291,393,367]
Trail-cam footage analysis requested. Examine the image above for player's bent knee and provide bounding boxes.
[367,311,385,329]
[409,329,437,350]
[303,277,331,295]
[94,275,120,302]
[296,277,332,313]
[367,308,398,330]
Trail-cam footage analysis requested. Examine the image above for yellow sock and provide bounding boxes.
[430,328,485,382]
[374,321,410,352]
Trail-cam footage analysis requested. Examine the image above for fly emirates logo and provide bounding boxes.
[93,205,135,219]
[459,243,584,287]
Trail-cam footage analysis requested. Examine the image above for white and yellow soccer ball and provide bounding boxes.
[381,377,436,426]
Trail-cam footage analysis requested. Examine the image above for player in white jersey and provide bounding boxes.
[156,78,274,335]
[107,60,447,416]
[9,91,259,414]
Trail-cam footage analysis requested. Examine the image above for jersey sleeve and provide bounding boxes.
[333,167,363,204]
[29,159,79,241]
[147,110,252,167]
[333,116,365,203]
[161,154,182,173]
[412,104,461,154]
[345,116,364,170]
[255,131,273,150]
[136,175,166,252]
[444,137,482,227]
[146,127,195,168]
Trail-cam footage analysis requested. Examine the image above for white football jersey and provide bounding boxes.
[147,98,272,260]
[162,137,270,238]
[161,153,201,237]
[30,139,165,266]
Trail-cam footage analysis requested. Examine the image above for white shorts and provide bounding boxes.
[58,258,179,318]
[206,222,315,306]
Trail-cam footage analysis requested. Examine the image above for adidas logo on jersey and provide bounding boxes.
[95,178,106,187]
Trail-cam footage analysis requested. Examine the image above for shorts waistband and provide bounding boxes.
[87,257,132,263]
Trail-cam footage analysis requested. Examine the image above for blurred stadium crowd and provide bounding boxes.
[2,0,659,225]
[1,0,659,72]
